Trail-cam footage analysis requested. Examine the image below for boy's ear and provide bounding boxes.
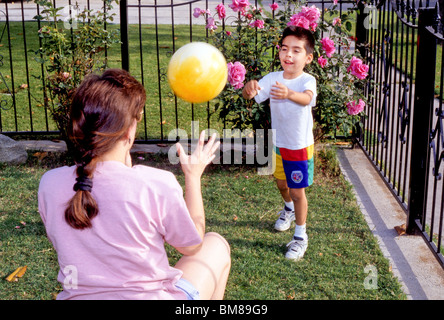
[305,53,314,65]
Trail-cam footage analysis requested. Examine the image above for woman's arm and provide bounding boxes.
[174,131,219,255]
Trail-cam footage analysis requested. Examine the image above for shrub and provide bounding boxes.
[33,0,120,145]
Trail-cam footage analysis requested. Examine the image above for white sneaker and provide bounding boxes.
[285,237,308,261]
[274,208,295,231]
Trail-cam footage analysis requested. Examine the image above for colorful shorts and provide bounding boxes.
[273,145,314,189]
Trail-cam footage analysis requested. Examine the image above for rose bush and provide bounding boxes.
[194,0,369,140]
[33,0,119,147]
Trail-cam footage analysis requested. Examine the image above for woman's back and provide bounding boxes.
[38,161,201,299]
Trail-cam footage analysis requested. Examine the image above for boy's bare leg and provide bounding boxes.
[276,178,291,203]
[289,187,308,226]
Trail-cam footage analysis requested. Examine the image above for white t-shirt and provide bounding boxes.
[254,71,317,150]
[38,161,202,300]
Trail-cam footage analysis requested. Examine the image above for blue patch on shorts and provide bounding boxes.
[283,159,311,188]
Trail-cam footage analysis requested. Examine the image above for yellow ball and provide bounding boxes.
[167,42,228,104]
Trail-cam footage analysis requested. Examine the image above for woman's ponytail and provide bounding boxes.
[65,161,98,229]
[64,69,146,230]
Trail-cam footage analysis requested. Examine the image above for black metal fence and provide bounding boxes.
[355,0,444,267]
[0,0,356,142]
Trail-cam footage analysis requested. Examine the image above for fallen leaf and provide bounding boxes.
[394,224,406,236]
[6,267,21,281]
[6,266,27,282]
[16,266,27,278]
[33,151,48,161]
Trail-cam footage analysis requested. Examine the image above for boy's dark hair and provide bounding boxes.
[281,26,315,55]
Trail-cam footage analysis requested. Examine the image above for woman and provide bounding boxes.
[38,68,231,300]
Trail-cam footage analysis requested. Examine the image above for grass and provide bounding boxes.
[0,145,406,300]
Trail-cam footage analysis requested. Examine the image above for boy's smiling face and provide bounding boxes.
[279,35,313,79]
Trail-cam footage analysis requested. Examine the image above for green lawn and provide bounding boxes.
[0,146,406,300]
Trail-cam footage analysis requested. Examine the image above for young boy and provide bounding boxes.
[242,26,316,261]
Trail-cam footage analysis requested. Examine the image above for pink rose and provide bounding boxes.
[287,6,320,31]
[346,99,365,115]
[318,56,327,68]
[229,0,250,13]
[250,19,265,29]
[333,17,341,26]
[310,21,318,30]
[270,3,279,11]
[287,14,310,30]
[206,17,217,30]
[347,56,369,80]
[300,5,321,24]
[227,61,246,89]
[193,8,206,18]
[321,37,336,58]
[216,3,226,20]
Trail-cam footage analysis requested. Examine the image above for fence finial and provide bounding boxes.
[406,0,411,21]
[433,2,441,32]
[411,0,417,22]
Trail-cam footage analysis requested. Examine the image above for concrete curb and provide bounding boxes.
[336,146,444,300]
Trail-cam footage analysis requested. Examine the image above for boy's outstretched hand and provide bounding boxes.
[242,80,261,100]
[270,81,290,100]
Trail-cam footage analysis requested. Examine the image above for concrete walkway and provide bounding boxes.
[17,139,444,299]
[337,146,444,300]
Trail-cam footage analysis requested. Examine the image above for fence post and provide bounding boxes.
[353,0,370,144]
[407,7,437,234]
[120,0,129,71]
[355,0,369,59]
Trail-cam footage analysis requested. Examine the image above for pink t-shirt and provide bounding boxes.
[38,161,202,300]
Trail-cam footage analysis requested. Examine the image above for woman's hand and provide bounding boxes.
[176,131,219,179]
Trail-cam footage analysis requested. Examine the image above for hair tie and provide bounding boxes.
[74,176,93,192]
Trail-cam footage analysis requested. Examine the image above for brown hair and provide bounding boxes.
[65,69,146,229]
[281,26,315,55]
